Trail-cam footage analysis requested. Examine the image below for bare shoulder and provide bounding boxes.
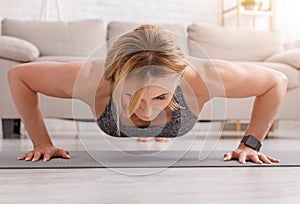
[210,59,287,98]
[180,62,211,116]
[73,59,111,98]
[8,61,85,98]
[74,59,113,118]
[182,56,213,102]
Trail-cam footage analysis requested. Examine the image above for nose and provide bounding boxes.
[139,100,152,117]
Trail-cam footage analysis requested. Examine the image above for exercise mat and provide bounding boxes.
[0,150,299,169]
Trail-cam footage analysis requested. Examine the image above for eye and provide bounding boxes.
[154,96,166,100]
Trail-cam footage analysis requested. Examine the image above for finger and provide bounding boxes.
[18,153,28,160]
[32,152,42,162]
[65,150,70,156]
[223,152,232,161]
[266,155,280,163]
[43,152,52,162]
[155,137,171,142]
[137,137,153,142]
[57,150,70,159]
[25,152,34,161]
[239,152,247,164]
[258,153,272,164]
[249,154,263,164]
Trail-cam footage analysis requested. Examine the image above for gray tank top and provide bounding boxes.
[96,86,198,138]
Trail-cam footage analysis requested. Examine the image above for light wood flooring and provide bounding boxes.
[0,120,300,204]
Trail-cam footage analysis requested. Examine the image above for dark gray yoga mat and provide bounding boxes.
[0,150,299,169]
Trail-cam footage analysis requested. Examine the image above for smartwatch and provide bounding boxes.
[241,135,262,151]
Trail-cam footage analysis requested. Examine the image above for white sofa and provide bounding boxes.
[0,18,299,138]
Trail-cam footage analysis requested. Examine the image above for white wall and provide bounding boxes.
[276,0,300,43]
[0,0,281,29]
[0,0,220,27]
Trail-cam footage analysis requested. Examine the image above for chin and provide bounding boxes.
[136,114,158,121]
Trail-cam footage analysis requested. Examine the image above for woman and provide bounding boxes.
[8,24,287,164]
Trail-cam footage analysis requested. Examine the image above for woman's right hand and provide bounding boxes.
[18,144,70,162]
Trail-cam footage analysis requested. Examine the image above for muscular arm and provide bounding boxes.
[7,61,83,148]
[8,60,107,161]
[213,59,288,141]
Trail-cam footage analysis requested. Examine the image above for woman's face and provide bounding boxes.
[122,85,173,121]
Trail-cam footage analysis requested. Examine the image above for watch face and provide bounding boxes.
[246,136,259,147]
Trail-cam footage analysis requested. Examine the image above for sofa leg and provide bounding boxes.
[236,120,241,132]
[1,119,21,139]
[269,122,275,132]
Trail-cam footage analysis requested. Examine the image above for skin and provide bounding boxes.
[7,56,288,163]
[121,83,175,142]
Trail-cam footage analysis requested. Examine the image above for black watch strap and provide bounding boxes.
[241,135,262,151]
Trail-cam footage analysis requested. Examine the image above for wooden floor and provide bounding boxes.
[0,121,300,204]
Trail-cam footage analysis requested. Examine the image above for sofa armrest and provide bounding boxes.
[0,36,39,62]
[265,48,300,70]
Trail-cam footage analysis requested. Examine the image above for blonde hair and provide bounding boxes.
[104,24,188,135]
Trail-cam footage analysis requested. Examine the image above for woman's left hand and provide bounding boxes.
[223,143,280,164]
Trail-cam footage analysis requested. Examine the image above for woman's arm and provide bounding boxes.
[7,61,83,161]
[213,59,288,140]
[212,59,288,164]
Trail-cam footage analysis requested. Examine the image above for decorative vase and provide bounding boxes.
[243,5,256,10]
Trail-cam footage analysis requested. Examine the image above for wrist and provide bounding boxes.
[240,135,262,152]
[238,142,257,151]
[34,142,53,149]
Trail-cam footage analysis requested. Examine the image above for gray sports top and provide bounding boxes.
[96,86,198,138]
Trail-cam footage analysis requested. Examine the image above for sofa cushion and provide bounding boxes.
[0,36,39,62]
[188,24,283,61]
[33,56,88,62]
[265,49,300,70]
[1,18,105,56]
[107,21,189,56]
[234,61,298,89]
[283,40,300,50]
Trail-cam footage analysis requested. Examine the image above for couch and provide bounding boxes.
[0,18,299,138]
